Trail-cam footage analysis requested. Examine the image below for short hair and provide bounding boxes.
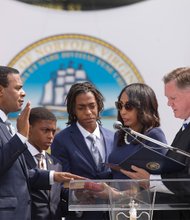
[29,107,57,125]
[0,66,19,87]
[65,81,104,125]
[163,67,190,89]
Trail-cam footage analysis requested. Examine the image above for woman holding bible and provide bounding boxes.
[108,83,167,180]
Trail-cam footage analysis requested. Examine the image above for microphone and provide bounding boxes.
[113,121,132,132]
[113,121,190,158]
[113,121,123,130]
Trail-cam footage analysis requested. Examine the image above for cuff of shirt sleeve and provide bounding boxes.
[150,174,173,194]
[50,170,55,185]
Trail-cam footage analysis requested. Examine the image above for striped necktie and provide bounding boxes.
[87,134,102,170]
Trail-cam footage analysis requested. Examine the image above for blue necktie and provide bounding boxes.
[182,122,188,130]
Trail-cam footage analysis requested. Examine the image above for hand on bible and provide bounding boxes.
[54,172,85,184]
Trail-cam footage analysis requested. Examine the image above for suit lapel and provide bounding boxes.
[24,150,50,198]
[46,153,54,170]
[172,126,189,149]
[167,125,190,162]
[44,153,52,199]
[18,153,28,173]
[23,149,37,169]
[100,127,111,162]
[0,119,29,181]
[0,119,12,140]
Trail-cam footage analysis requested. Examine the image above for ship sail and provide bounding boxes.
[39,62,88,109]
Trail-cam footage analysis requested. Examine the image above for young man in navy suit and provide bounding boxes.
[51,82,114,220]
[0,66,84,220]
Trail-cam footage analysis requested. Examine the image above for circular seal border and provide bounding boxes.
[8,34,144,84]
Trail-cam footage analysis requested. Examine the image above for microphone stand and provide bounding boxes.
[122,127,190,159]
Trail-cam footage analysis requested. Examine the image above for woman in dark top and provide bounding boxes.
[108,83,167,179]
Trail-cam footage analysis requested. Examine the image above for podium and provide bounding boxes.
[68,179,190,220]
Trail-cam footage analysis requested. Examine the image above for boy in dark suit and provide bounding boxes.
[23,107,66,220]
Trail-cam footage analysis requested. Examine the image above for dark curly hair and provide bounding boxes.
[65,81,104,125]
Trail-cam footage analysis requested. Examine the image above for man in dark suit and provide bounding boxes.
[155,67,190,220]
[23,107,66,220]
[120,67,190,220]
[51,82,114,220]
[0,66,84,220]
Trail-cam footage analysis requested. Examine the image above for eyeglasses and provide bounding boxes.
[115,101,135,111]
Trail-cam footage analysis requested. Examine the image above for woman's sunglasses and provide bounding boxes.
[115,101,135,111]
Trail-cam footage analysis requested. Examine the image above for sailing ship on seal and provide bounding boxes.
[39,62,116,118]
[39,62,87,111]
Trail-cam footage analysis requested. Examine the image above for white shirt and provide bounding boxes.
[184,117,190,124]
[26,142,47,169]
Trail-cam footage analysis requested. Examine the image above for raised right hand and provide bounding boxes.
[16,101,31,138]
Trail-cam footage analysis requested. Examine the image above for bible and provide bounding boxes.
[106,147,185,174]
